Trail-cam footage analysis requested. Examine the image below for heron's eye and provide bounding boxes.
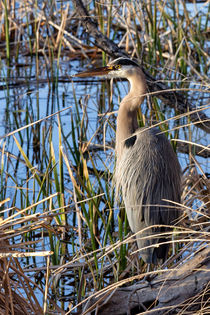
[114,65,121,70]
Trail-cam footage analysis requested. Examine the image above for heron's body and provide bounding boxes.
[115,127,181,263]
[75,57,181,264]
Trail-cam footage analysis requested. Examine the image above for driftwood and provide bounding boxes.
[83,247,210,315]
[71,0,210,134]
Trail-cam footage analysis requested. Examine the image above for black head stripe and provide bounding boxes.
[110,57,139,68]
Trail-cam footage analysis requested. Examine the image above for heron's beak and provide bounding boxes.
[73,65,114,78]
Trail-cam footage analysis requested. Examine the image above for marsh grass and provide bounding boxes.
[0,0,209,314]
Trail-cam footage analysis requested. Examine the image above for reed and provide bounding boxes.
[3,0,10,62]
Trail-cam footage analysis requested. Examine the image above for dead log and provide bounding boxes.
[83,247,210,314]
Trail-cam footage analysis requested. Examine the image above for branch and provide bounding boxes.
[82,247,210,314]
[71,0,124,58]
[71,0,210,134]
[177,142,210,158]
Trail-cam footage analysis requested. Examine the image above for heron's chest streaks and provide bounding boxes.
[116,129,156,198]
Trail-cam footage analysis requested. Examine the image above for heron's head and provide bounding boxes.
[73,57,140,79]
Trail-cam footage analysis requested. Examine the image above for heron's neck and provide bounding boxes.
[116,69,147,159]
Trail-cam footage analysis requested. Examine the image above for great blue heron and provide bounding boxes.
[74,57,181,264]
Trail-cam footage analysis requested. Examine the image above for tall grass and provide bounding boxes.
[0,0,209,313]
